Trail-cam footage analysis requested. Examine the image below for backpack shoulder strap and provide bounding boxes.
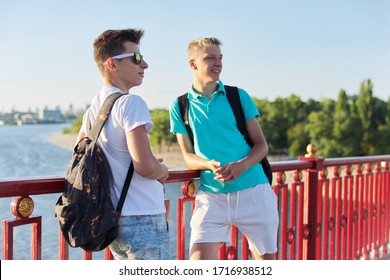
[116,161,134,212]
[226,85,273,183]
[225,85,254,147]
[86,92,134,212]
[88,92,124,141]
[88,92,134,212]
[177,93,194,144]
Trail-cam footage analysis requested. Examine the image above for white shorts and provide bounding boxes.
[190,184,279,255]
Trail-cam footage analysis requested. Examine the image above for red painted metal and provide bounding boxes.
[0,156,389,260]
[241,234,249,260]
[334,168,341,259]
[344,165,354,260]
[384,162,389,255]
[177,197,184,260]
[104,247,114,260]
[328,168,333,259]
[287,170,304,260]
[321,169,330,259]
[299,156,324,260]
[229,226,238,260]
[277,172,288,259]
[58,230,69,260]
[219,227,240,260]
[0,176,65,197]
[296,174,304,260]
[384,161,390,255]
[350,164,360,260]
[2,216,42,260]
[176,196,194,260]
[0,169,201,197]
[358,164,367,259]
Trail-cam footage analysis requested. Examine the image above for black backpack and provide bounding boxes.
[177,85,273,184]
[54,93,134,252]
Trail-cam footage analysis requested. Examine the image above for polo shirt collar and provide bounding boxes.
[188,80,226,100]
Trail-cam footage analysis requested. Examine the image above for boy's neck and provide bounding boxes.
[193,81,218,99]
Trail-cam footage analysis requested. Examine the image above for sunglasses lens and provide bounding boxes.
[134,53,142,65]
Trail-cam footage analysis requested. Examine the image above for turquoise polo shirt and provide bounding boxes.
[169,80,269,193]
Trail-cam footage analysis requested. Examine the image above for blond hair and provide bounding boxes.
[187,37,222,59]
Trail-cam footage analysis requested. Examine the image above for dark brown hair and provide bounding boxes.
[93,28,144,73]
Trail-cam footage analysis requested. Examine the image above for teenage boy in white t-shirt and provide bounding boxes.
[76,28,170,260]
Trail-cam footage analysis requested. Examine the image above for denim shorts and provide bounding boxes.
[109,213,170,260]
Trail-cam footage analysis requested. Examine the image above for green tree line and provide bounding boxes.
[255,79,390,157]
[65,79,390,158]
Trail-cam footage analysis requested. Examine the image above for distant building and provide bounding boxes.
[38,106,64,122]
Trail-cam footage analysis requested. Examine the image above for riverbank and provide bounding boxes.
[48,133,186,168]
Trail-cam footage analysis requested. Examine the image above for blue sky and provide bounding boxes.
[0,0,389,112]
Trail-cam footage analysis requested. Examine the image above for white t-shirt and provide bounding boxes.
[81,86,165,216]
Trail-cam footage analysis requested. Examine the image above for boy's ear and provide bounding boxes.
[105,57,117,71]
[189,59,197,70]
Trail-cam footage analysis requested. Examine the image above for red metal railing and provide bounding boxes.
[1,152,389,260]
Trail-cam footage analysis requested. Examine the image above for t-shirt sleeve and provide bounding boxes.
[80,107,90,134]
[121,95,154,134]
[169,98,189,136]
[238,88,260,122]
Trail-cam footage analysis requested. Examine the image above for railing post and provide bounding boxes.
[299,144,324,260]
[2,196,42,260]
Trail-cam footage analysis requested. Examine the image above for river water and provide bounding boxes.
[0,123,187,259]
